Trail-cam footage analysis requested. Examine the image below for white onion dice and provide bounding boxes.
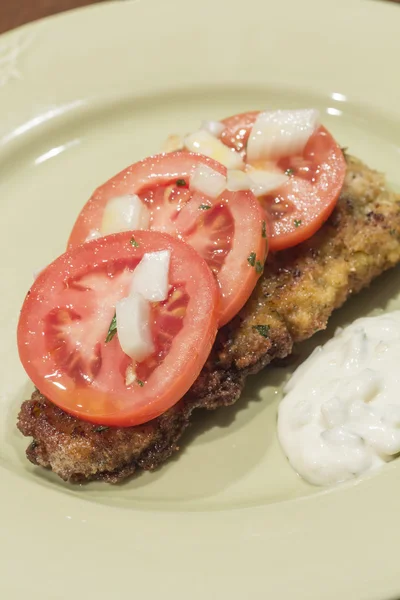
[247,170,288,196]
[130,250,171,302]
[226,169,252,192]
[201,120,225,138]
[184,129,244,170]
[115,292,154,362]
[101,194,150,236]
[85,229,102,242]
[190,164,227,198]
[247,109,320,162]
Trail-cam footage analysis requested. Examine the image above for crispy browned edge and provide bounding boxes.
[17,155,400,482]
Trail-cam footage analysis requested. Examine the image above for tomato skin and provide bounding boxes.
[220,112,347,251]
[68,152,226,249]
[220,110,260,154]
[18,231,219,427]
[68,151,267,326]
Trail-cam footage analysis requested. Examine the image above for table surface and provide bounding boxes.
[0,0,108,34]
[0,0,398,34]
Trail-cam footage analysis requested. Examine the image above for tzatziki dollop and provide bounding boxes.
[278,311,400,486]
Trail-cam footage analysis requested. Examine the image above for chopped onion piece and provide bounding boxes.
[85,229,102,242]
[162,134,183,153]
[190,164,227,198]
[116,292,154,362]
[125,363,137,386]
[184,130,244,170]
[226,169,252,192]
[201,120,225,138]
[130,250,171,302]
[247,170,288,197]
[247,109,320,162]
[101,194,150,236]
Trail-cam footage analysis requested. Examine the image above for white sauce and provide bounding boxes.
[278,311,400,486]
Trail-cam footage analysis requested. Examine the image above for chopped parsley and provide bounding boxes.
[247,252,256,267]
[199,204,211,210]
[255,260,264,274]
[285,168,294,176]
[261,220,267,238]
[137,379,144,387]
[105,313,117,343]
[252,324,270,338]
[294,219,302,228]
[130,236,139,248]
[94,425,109,432]
[176,178,187,187]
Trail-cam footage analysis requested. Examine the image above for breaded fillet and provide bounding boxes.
[17,156,400,482]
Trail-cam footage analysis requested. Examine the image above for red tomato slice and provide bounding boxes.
[68,152,267,326]
[18,231,219,427]
[220,112,347,251]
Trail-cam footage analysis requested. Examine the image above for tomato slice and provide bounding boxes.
[220,112,347,251]
[68,152,267,326]
[17,231,219,427]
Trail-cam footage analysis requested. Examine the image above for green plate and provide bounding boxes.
[1,1,399,598]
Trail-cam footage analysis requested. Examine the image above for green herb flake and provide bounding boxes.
[94,425,109,433]
[247,252,256,267]
[130,236,139,248]
[261,220,267,238]
[176,178,187,187]
[252,324,270,338]
[137,379,145,387]
[105,312,117,343]
[390,229,397,236]
[285,168,294,176]
[199,204,211,210]
[255,260,264,274]
[294,219,302,228]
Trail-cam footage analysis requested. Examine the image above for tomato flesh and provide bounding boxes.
[18,231,219,427]
[68,152,267,326]
[138,182,235,274]
[220,112,347,251]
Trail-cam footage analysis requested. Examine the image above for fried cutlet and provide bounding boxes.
[17,155,400,482]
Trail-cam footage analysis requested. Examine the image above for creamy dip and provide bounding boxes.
[278,312,400,486]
